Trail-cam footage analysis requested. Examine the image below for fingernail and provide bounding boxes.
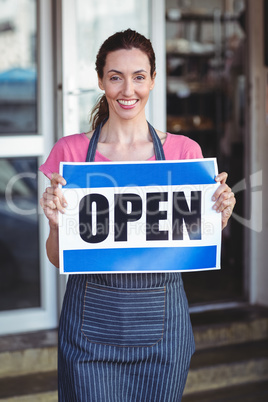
[212,196,216,201]
[63,202,68,208]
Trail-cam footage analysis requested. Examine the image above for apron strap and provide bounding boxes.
[147,121,166,161]
[85,118,108,162]
[86,119,165,162]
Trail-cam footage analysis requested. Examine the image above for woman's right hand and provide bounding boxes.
[40,173,67,228]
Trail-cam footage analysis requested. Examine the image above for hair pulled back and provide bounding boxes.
[90,29,156,129]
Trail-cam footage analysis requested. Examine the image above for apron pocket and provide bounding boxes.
[81,282,166,347]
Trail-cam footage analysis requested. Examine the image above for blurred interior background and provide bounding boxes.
[0,1,267,400]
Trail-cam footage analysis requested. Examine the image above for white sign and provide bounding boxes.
[59,159,221,274]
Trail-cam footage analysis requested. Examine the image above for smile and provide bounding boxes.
[117,100,138,106]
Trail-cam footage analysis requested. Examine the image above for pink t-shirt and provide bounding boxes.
[39,132,203,179]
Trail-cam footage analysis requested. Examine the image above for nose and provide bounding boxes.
[122,78,134,97]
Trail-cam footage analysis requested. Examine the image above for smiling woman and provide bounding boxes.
[39,29,235,402]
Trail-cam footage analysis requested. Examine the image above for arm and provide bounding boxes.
[46,224,60,268]
[40,173,67,268]
[212,172,236,230]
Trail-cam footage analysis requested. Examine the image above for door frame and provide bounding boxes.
[0,0,58,335]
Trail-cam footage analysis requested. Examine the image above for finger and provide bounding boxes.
[50,174,68,207]
[49,194,66,212]
[45,186,68,208]
[40,196,59,226]
[42,191,66,213]
[51,172,66,187]
[215,172,228,184]
[212,183,231,202]
[214,192,236,213]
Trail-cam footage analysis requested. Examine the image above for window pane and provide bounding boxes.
[0,0,37,134]
[0,157,40,311]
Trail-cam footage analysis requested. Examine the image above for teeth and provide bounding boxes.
[118,100,137,106]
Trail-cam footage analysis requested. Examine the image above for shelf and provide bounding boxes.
[166,39,218,58]
[167,115,214,133]
[166,9,240,23]
[167,51,215,58]
[167,77,223,96]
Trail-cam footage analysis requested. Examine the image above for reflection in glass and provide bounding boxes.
[0,157,40,311]
[0,0,37,134]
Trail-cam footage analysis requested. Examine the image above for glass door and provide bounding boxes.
[60,0,150,136]
[165,0,247,305]
[0,0,57,334]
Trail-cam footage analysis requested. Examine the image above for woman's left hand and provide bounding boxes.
[212,172,236,230]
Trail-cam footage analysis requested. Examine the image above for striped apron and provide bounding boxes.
[58,120,195,401]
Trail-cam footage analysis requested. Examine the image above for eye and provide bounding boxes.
[110,76,121,81]
[135,75,145,81]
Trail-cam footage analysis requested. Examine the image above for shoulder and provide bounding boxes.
[49,133,89,160]
[55,133,88,149]
[39,133,88,178]
[164,133,203,160]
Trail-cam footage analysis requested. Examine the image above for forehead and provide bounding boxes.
[104,48,150,71]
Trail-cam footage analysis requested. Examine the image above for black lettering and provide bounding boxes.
[114,193,142,241]
[79,194,109,243]
[172,191,201,240]
[146,192,168,241]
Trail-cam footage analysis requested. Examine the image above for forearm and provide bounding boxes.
[46,223,60,268]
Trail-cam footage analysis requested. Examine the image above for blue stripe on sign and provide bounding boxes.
[62,160,216,189]
[63,246,217,273]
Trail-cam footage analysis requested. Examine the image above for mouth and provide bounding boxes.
[117,99,138,106]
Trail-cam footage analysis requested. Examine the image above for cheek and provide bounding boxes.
[141,87,152,99]
[104,85,119,98]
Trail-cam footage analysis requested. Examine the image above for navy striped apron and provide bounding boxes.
[58,120,195,401]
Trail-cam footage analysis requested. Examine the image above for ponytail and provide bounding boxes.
[90,94,109,130]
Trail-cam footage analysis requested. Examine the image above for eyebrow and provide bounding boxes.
[107,69,148,74]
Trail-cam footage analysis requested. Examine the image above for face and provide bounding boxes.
[98,48,156,121]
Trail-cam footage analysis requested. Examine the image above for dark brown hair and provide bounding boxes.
[90,29,156,129]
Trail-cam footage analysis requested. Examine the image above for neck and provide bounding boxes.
[99,115,151,145]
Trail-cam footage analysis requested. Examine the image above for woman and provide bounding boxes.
[40,29,235,401]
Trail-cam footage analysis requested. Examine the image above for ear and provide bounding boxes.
[150,71,156,90]
[98,76,104,90]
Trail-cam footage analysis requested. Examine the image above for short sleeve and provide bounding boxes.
[164,133,203,161]
[183,138,203,160]
[39,137,72,179]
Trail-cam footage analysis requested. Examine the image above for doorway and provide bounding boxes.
[165,0,247,305]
